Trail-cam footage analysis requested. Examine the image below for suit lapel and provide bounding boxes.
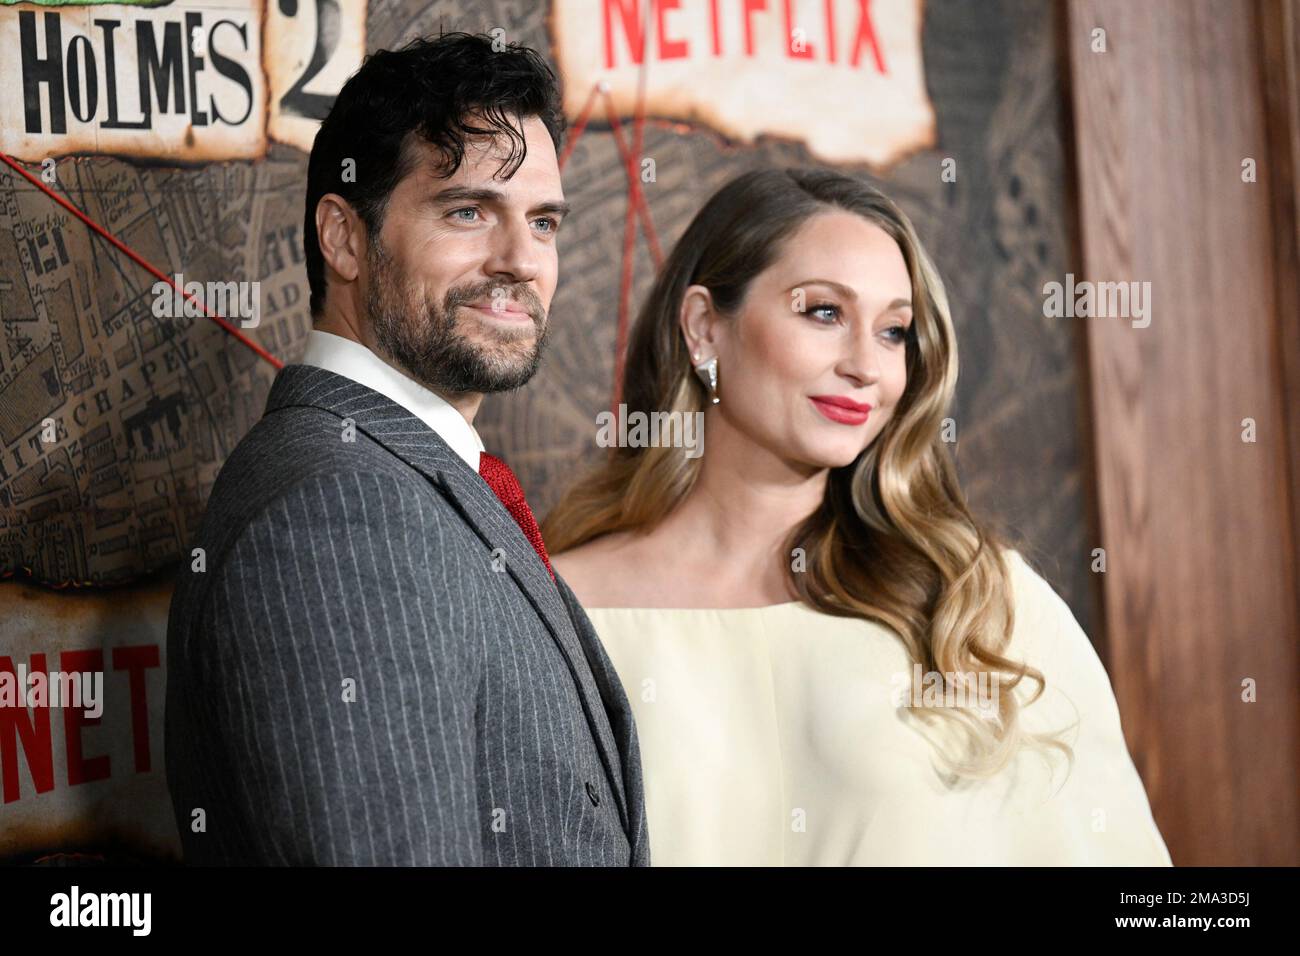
[262,365,631,832]
[431,464,630,828]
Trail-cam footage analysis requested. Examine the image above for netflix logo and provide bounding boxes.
[550,0,937,168]
[601,0,888,71]
[0,582,180,862]
[0,646,161,805]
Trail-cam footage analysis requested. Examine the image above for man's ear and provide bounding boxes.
[316,194,364,287]
[679,284,719,360]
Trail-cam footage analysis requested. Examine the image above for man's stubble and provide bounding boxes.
[366,238,551,395]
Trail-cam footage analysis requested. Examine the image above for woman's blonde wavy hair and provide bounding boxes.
[542,167,1073,785]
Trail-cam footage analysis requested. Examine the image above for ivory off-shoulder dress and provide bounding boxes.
[583,549,1173,866]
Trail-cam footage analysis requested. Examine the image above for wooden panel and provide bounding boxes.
[1260,0,1300,666]
[1066,0,1300,864]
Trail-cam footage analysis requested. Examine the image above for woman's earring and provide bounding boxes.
[693,356,720,405]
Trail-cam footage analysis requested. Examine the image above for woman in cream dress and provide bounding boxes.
[546,168,1171,867]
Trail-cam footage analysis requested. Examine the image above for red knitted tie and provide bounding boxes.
[477,452,554,580]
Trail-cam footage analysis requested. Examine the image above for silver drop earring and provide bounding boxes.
[693,356,720,404]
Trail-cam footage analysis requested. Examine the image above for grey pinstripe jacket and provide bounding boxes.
[164,364,650,866]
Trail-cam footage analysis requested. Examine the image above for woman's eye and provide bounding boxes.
[884,324,909,343]
[806,303,841,324]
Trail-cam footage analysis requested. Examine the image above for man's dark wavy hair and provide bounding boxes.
[303,32,565,317]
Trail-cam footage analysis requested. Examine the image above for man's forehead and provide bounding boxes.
[403,128,559,194]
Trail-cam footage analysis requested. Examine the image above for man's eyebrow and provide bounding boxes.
[430,186,571,218]
[786,279,912,311]
[532,200,572,218]
[430,186,503,206]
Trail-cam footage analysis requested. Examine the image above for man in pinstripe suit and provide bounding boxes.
[164,34,650,865]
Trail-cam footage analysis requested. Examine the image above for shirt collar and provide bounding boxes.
[298,329,484,472]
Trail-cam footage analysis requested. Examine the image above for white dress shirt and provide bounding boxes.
[298,329,485,471]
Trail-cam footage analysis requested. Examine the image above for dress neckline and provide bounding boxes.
[582,601,806,613]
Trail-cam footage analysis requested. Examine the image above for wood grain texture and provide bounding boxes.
[1260,0,1300,703]
[1066,0,1300,865]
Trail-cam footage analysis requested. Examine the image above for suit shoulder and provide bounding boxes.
[206,407,433,519]
[224,404,417,483]
[180,467,475,652]
[209,461,450,555]
[188,409,463,596]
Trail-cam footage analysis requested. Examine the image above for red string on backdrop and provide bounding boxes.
[552,0,665,418]
[558,82,601,170]
[560,83,664,271]
[0,151,285,370]
[558,84,665,421]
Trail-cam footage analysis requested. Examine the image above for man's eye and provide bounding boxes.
[450,207,480,222]
[534,217,559,233]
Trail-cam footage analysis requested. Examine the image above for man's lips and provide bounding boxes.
[464,300,534,321]
[809,394,872,425]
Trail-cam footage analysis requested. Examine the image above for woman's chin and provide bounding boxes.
[791,444,866,472]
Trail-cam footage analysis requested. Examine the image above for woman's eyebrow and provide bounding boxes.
[786,278,858,299]
[785,279,912,311]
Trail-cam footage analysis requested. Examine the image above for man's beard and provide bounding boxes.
[366,240,549,394]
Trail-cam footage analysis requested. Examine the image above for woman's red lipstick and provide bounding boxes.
[810,395,872,425]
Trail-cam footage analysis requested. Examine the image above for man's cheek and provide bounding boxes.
[541,250,559,292]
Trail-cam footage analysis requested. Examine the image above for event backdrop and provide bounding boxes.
[0,0,1089,862]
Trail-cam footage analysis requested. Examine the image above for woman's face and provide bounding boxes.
[693,210,915,470]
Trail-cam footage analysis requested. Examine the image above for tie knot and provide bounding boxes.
[478,452,554,581]
[478,451,522,503]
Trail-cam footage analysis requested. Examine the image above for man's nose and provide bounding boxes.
[483,216,540,284]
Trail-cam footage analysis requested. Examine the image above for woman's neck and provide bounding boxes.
[650,415,828,594]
